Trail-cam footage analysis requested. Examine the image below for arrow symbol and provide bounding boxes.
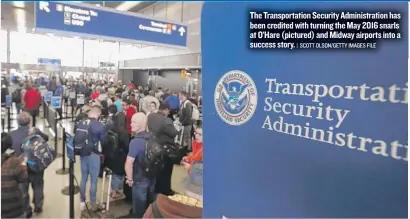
[39,1,50,12]
[178,26,186,36]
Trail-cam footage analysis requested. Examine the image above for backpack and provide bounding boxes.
[21,134,56,173]
[103,130,120,159]
[73,119,95,156]
[184,100,200,121]
[136,134,166,179]
[12,88,21,103]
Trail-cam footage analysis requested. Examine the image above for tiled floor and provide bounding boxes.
[3,111,188,218]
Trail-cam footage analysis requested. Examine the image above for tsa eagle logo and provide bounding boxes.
[214,70,258,126]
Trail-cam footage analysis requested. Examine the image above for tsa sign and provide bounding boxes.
[44,91,53,102]
[51,96,62,109]
[202,1,407,218]
[5,95,12,107]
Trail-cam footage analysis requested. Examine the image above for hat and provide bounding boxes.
[180,161,203,198]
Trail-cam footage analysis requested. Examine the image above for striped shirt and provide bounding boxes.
[1,153,28,218]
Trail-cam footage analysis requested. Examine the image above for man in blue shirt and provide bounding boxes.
[79,106,107,211]
[125,112,155,218]
[114,93,122,113]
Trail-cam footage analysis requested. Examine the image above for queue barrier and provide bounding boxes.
[55,123,69,175]
[44,101,62,158]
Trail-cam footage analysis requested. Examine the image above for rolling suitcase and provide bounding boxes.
[81,168,115,218]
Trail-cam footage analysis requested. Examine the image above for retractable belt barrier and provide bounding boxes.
[56,124,69,175]
[59,129,79,219]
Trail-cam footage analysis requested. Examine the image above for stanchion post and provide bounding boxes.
[69,160,75,219]
[56,126,68,175]
[7,106,11,131]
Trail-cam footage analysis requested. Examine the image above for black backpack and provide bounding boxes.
[21,134,56,172]
[136,134,166,179]
[103,130,120,159]
[12,88,21,103]
[73,119,95,156]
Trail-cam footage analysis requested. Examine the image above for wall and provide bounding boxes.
[118,69,202,94]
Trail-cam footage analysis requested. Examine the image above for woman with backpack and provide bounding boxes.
[102,105,129,199]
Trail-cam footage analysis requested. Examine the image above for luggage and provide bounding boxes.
[81,168,115,219]
[21,134,56,173]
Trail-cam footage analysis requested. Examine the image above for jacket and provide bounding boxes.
[147,112,178,146]
[179,100,193,126]
[141,95,160,114]
[1,151,28,218]
[143,194,202,218]
[23,88,41,110]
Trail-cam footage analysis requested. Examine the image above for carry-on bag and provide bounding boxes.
[81,168,115,218]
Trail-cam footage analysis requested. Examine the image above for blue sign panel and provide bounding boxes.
[51,96,62,109]
[44,91,53,102]
[35,1,188,47]
[66,133,75,162]
[202,2,407,218]
[38,58,61,71]
[5,95,12,107]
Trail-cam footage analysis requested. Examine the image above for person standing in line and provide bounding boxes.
[1,132,28,218]
[178,91,194,151]
[78,106,107,211]
[23,83,42,127]
[125,113,156,218]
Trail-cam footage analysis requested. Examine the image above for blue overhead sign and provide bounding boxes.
[38,58,61,71]
[35,1,188,47]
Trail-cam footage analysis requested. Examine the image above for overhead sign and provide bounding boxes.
[38,58,61,71]
[35,1,188,47]
[202,2,408,218]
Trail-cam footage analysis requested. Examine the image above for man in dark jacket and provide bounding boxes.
[178,91,193,151]
[147,103,178,195]
[1,132,28,218]
[10,112,49,217]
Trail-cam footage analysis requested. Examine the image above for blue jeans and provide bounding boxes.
[80,153,100,204]
[111,174,124,191]
[132,178,156,218]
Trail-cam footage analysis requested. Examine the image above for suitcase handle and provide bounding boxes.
[100,168,113,212]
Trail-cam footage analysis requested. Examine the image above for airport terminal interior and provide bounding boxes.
[1,1,203,218]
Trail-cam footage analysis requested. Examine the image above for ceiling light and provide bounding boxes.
[12,2,25,8]
[14,8,26,33]
[96,4,101,6]
[115,1,141,11]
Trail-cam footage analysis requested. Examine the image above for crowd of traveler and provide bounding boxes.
[1,76,203,218]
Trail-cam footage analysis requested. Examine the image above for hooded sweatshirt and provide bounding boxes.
[143,194,202,218]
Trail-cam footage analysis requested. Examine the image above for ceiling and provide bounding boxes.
[1,1,156,32]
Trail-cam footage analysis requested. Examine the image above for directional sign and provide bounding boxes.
[44,91,53,102]
[66,133,75,162]
[35,1,188,47]
[5,95,12,107]
[51,96,62,109]
[202,2,408,218]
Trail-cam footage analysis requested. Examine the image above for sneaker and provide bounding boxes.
[80,202,87,211]
[91,203,99,211]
